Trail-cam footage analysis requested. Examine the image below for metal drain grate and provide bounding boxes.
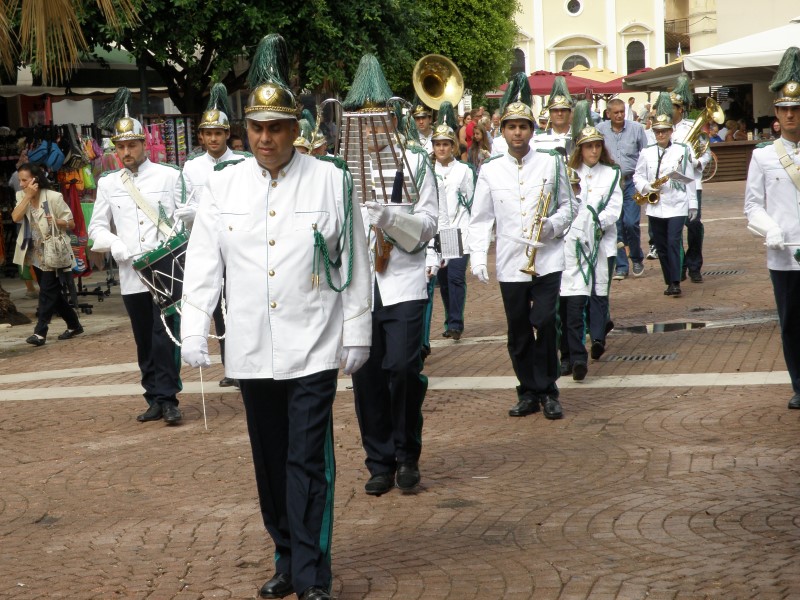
[702,269,743,276]
[605,353,677,362]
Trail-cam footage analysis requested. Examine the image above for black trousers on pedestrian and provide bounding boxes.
[649,216,685,285]
[499,272,561,400]
[31,266,81,338]
[240,371,337,595]
[684,191,704,274]
[352,286,427,477]
[559,294,588,366]
[770,270,800,395]
[122,292,181,407]
[587,257,616,344]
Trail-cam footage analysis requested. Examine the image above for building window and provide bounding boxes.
[511,48,526,75]
[565,0,582,15]
[626,41,646,74]
[562,54,590,71]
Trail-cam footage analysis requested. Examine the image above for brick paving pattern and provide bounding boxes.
[1,181,799,599]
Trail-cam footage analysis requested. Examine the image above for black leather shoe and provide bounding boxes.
[162,404,182,425]
[299,587,330,600]
[560,361,572,376]
[259,573,294,598]
[219,377,236,387]
[789,394,800,409]
[57,326,84,340]
[442,329,452,338]
[664,285,675,296]
[542,395,564,420]
[449,330,462,341]
[137,404,163,422]
[396,461,421,491]
[671,283,682,297]
[572,362,587,381]
[365,473,394,496]
[689,270,703,283]
[508,396,540,417]
[590,340,605,360]
[26,334,45,347]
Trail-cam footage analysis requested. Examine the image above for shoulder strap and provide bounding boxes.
[120,171,173,237]
[774,139,800,193]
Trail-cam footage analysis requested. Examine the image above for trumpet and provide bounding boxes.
[520,184,552,276]
[633,173,670,205]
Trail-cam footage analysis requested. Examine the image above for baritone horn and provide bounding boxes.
[520,182,552,276]
[412,54,464,109]
[685,97,725,157]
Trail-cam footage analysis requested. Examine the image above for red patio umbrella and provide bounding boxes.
[486,70,600,98]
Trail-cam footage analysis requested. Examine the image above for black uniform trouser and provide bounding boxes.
[31,266,81,338]
[586,257,616,344]
[683,190,704,274]
[649,216,685,285]
[770,270,800,395]
[240,372,337,595]
[499,272,561,400]
[122,292,181,407]
[438,254,469,333]
[559,295,588,366]
[353,286,427,477]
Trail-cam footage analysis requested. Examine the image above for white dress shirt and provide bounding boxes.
[634,142,698,219]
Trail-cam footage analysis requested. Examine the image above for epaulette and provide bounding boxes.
[482,154,503,165]
[159,162,181,170]
[756,140,775,149]
[214,158,246,171]
[232,150,253,157]
[536,148,563,157]
[317,155,350,172]
[609,163,621,171]
[98,168,121,179]
[673,141,689,149]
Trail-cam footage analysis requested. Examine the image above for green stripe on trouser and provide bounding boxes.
[319,413,335,585]
[422,276,436,348]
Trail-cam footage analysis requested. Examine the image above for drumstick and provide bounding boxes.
[199,366,208,431]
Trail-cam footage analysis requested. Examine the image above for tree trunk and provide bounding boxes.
[0,282,32,326]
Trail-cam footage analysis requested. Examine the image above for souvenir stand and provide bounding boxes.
[141,114,199,167]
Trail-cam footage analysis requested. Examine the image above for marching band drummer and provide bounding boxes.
[468,87,577,421]
[744,47,800,411]
[88,87,189,426]
[559,101,623,381]
[633,92,697,298]
[180,35,371,600]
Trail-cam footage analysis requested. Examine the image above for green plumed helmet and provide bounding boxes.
[294,109,315,151]
[245,34,298,122]
[436,101,458,130]
[571,100,602,145]
[500,72,534,124]
[670,74,693,108]
[770,47,800,106]
[100,87,146,143]
[342,54,394,112]
[651,91,674,130]
[199,82,232,130]
[548,76,572,111]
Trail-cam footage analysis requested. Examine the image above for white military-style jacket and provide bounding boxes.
[181,152,372,380]
[181,147,244,207]
[433,158,475,250]
[360,147,439,307]
[672,118,711,191]
[532,128,573,156]
[418,133,433,153]
[634,142,698,219]
[561,162,623,297]
[88,159,182,295]
[744,138,800,271]
[469,148,578,282]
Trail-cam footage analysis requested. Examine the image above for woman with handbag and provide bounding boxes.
[11,163,83,347]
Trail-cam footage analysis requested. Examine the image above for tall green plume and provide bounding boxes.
[297,117,313,142]
[99,87,132,131]
[548,76,571,103]
[653,91,673,118]
[436,101,457,129]
[499,72,532,112]
[206,82,232,117]
[671,74,693,106]
[247,33,290,90]
[570,100,592,140]
[342,54,393,111]
[770,47,800,91]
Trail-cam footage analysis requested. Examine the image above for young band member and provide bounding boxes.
[88,87,189,425]
[744,47,800,410]
[412,103,434,152]
[468,75,577,420]
[560,101,623,379]
[345,55,438,496]
[181,35,371,600]
[534,76,573,155]
[633,92,697,297]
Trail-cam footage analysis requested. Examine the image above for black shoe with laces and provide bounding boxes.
[542,395,564,420]
[259,573,293,599]
[689,270,703,283]
[396,461,421,491]
[162,403,182,425]
[137,403,163,422]
[26,334,45,347]
[57,326,84,340]
[365,473,394,496]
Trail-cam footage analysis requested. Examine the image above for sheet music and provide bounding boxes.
[438,228,463,259]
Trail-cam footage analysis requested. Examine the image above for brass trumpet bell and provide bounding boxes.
[412,54,464,110]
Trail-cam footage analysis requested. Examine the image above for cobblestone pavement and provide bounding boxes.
[1,181,799,599]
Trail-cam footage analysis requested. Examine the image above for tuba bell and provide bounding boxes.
[412,54,464,110]
[684,97,725,157]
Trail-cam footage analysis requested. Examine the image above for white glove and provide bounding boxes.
[687,209,698,222]
[426,264,439,280]
[766,227,786,250]
[110,239,131,262]
[365,201,395,229]
[182,336,211,368]
[540,217,555,239]
[341,346,370,375]
[472,264,489,284]
[174,204,196,225]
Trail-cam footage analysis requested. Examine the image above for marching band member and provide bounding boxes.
[468,77,577,420]
[671,74,712,284]
[744,47,800,410]
[345,55,439,496]
[293,109,316,155]
[560,101,623,379]
[181,83,249,388]
[412,103,434,152]
[180,35,372,600]
[633,92,697,298]
[534,76,573,155]
[88,87,187,425]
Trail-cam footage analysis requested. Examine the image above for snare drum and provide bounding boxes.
[132,232,188,316]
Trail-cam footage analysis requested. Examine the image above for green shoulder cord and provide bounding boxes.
[158,202,179,235]
[577,167,621,285]
[312,156,355,292]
